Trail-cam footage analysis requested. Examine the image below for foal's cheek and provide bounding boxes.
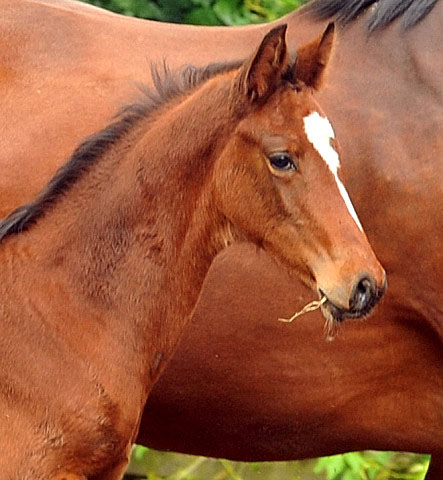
[271,176,305,219]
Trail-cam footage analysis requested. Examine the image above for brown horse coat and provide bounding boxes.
[0,23,387,478]
[0,0,442,477]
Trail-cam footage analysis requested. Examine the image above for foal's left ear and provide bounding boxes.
[238,24,288,102]
[295,23,335,90]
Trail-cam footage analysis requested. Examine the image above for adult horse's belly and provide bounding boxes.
[140,244,443,460]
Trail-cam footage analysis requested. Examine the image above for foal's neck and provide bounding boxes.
[21,76,237,357]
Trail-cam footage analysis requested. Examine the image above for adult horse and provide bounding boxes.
[140,2,443,478]
[0,26,386,479]
[0,0,442,477]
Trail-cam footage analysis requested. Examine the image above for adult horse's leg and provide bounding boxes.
[426,458,443,480]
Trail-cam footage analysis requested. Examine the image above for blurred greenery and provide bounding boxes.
[314,451,429,480]
[80,1,432,479]
[80,0,307,25]
[127,447,430,479]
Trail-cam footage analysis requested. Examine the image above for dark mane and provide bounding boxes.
[0,60,241,243]
[306,0,438,30]
[142,60,242,111]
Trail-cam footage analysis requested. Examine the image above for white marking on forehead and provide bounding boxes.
[303,112,363,231]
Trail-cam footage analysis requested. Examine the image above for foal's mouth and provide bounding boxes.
[320,280,387,323]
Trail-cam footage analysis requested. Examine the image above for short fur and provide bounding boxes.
[0,61,241,242]
[0,0,441,476]
[0,24,386,478]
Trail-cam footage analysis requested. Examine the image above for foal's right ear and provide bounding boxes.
[237,24,288,102]
[294,23,335,90]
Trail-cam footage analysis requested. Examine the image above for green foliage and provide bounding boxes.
[314,452,430,480]
[81,0,307,25]
[126,447,431,480]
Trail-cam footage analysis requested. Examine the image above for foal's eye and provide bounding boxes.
[268,152,297,172]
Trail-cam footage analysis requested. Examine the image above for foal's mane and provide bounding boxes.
[0,61,241,242]
[307,0,438,30]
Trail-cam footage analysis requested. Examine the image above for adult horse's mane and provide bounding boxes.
[0,61,241,243]
[307,0,438,30]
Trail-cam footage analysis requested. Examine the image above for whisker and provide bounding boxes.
[322,306,339,340]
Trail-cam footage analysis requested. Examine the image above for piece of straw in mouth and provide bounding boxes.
[278,296,327,323]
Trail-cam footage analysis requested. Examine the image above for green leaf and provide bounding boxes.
[133,445,149,462]
[344,452,365,473]
[342,470,360,480]
[184,7,223,25]
[213,0,240,25]
[373,451,393,464]
[315,455,348,480]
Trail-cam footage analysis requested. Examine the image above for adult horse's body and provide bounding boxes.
[0,25,385,479]
[0,0,442,477]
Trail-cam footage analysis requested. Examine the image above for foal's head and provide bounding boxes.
[207,24,386,322]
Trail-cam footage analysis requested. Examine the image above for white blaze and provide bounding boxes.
[303,112,363,231]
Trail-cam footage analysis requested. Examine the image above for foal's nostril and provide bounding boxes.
[350,276,375,312]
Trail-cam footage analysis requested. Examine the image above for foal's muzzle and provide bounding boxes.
[322,275,387,322]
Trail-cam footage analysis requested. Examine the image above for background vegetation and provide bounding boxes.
[127,448,429,480]
[82,0,306,25]
[81,0,431,478]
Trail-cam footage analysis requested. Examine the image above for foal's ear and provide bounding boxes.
[238,24,288,101]
[295,23,335,90]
